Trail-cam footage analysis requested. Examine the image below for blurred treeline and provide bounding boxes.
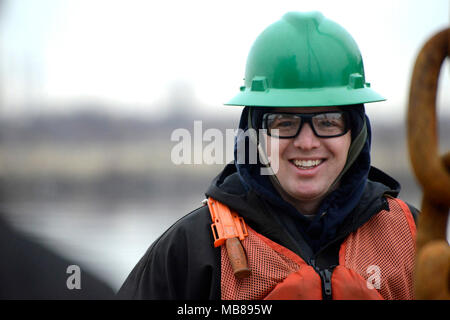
[0,108,238,205]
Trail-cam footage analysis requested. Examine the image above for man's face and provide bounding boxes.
[265,106,351,206]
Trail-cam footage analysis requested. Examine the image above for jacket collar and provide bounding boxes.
[206,162,400,258]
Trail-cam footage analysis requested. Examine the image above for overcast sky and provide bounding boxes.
[0,0,448,120]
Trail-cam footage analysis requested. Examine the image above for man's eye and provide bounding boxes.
[320,120,336,127]
[273,120,294,128]
[279,120,294,127]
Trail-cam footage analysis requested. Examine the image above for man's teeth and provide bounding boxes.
[293,159,323,168]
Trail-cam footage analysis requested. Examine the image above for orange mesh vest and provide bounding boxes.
[216,197,416,300]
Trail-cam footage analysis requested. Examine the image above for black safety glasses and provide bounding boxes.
[262,111,350,138]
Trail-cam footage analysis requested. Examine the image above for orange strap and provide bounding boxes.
[207,198,248,247]
[207,198,251,279]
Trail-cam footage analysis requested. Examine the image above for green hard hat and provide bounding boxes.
[226,11,385,107]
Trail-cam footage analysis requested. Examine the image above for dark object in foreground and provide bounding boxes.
[0,215,115,299]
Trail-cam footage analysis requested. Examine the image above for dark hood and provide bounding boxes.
[206,107,401,253]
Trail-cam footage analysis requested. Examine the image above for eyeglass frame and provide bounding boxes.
[262,110,350,139]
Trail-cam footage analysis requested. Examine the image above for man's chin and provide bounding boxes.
[288,189,326,203]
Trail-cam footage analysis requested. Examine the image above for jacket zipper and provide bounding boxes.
[310,258,335,300]
[319,268,333,300]
[308,198,387,300]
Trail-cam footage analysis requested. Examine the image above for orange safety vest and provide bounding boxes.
[211,196,416,300]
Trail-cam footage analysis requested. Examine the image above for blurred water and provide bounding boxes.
[1,196,201,292]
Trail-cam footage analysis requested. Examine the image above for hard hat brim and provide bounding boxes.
[225,86,385,107]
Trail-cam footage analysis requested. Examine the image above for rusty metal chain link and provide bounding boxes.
[408,27,450,300]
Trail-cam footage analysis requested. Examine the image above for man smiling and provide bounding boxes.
[264,107,352,215]
[118,11,418,300]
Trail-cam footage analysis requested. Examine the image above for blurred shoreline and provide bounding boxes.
[1,109,448,207]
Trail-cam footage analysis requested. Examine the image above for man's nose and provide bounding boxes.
[292,123,321,150]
